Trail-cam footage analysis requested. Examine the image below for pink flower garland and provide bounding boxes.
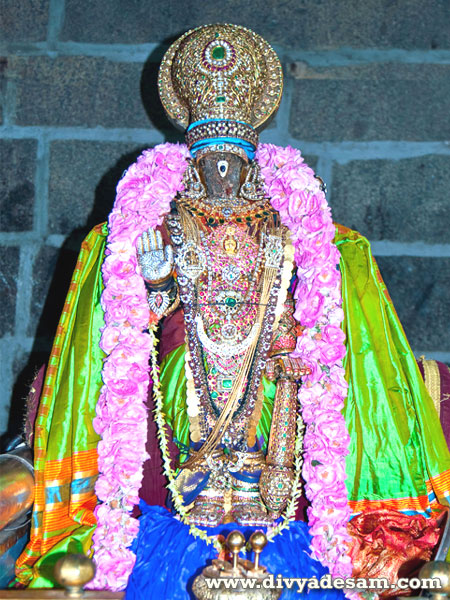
[257,144,353,579]
[90,143,189,590]
[91,142,352,590]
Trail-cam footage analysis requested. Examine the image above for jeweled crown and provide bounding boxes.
[158,24,283,132]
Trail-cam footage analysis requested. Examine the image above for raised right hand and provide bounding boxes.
[136,229,174,284]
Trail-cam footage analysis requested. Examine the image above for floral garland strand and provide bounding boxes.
[150,325,224,551]
[90,143,189,590]
[92,141,352,591]
[256,144,353,580]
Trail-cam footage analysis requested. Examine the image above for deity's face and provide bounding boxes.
[197,152,246,200]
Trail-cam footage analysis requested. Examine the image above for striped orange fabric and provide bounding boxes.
[430,469,450,493]
[43,449,98,479]
[349,496,431,514]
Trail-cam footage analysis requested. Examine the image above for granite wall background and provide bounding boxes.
[1,0,449,438]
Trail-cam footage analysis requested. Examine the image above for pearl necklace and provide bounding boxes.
[195,315,261,358]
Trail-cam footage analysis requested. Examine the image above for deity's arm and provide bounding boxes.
[258,295,303,518]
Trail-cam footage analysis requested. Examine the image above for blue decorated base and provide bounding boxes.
[125,503,345,600]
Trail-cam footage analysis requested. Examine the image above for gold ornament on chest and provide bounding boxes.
[223,226,239,256]
[175,240,207,281]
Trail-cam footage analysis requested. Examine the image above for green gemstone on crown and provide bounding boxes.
[212,45,225,60]
[225,297,237,307]
[215,96,226,103]
[211,391,219,399]
[221,378,233,389]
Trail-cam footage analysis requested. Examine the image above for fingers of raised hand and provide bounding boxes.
[137,229,153,255]
[137,229,165,253]
[136,229,174,283]
[146,230,159,252]
[164,244,174,267]
[155,230,164,251]
[137,234,144,256]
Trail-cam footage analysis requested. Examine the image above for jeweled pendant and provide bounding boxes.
[216,290,243,316]
[176,240,207,281]
[225,297,237,307]
[217,375,234,392]
[148,290,170,317]
[221,322,237,341]
[222,263,241,283]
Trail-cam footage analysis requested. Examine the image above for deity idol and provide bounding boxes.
[13,23,450,598]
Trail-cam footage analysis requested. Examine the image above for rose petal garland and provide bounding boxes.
[90,143,190,590]
[256,144,353,582]
[91,141,352,591]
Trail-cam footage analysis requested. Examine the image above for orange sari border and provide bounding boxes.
[349,496,431,514]
[349,469,450,515]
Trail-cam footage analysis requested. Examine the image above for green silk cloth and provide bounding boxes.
[15,224,107,587]
[16,223,450,587]
[337,225,450,514]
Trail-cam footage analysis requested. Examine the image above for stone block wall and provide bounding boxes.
[1,0,449,437]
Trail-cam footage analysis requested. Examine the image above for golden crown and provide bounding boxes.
[158,24,283,133]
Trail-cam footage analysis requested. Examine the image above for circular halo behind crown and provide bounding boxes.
[158,23,283,131]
